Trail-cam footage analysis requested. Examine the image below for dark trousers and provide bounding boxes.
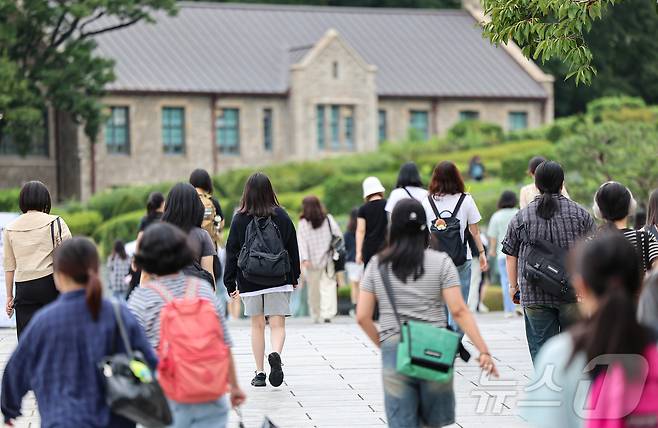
[524,303,580,362]
[14,275,59,339]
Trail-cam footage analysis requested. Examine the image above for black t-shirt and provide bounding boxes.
[139,212,162,232]
[358,199,388,265]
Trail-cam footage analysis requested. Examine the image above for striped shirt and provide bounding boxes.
[502,195,596,306]
[360,250,460,342]
[622,228,658,272]
[127,273,232,349]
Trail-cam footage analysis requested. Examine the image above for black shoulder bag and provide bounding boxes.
[99,300,172,427]
[326,218,346,273]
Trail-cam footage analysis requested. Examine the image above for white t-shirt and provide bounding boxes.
[421,193,482,260]
[385,186,429,213]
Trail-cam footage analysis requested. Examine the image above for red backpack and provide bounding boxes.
[146,280,229,403]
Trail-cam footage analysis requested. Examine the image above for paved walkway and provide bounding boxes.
[0,313,534,428]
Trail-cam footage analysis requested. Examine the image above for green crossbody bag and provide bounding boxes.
[379,262,460,383]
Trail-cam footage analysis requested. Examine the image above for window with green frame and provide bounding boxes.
[162,107,185,154]
[378,110,387,143]
[459,110,480,121]
[508,111,528,130]
[105,106,130,154]
[330,105,340,150]
[409,110,429,140]
[216,108,240,155]
[344,107,354,150]
[317,105,325,150]
[263,108,273,152]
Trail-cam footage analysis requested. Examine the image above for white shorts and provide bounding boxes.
[345,262,363,283]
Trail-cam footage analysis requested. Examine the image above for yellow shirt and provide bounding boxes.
[3,211,72,282]
[519,184,571,209]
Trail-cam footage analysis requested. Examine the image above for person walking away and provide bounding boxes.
[421,161,488,331]
[468,155,485,182]
[523,233,658,428]
[356,177,388,267]
[356,199,498,428]
[385,162,428,216]
[1,238,156,427]
[519,156,570,209]
[646,189,658,242]
[503,161,595,362]
[190,169,225,285]
[127,223,245,427]
[487,191,520,318]
[3,181,72,339]
[344,208,362,315]
[224,173,301,388]
[162,183,216,284]
[297,196,341,323]
[128,192,164,296]
[593,181,658,272]
[107,240,131,300]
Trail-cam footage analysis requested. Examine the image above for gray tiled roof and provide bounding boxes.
[96,2,547,99]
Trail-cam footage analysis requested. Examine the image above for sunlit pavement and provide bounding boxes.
[0,313,533,428]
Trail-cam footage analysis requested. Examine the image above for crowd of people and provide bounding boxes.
[1,151,657,427]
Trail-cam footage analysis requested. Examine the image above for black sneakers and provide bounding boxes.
[268,352,284,387]
[251,372,266,387]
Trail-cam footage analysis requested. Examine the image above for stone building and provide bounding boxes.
[0,2,554,201]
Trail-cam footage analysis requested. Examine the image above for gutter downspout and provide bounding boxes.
[54,109,61,202]
[90,139,96,195]
[431,98,439,137]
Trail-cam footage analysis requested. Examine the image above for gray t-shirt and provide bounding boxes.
[360,250,460,342]
[188,227,216,262]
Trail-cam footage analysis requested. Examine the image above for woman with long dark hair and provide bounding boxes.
[524,233,658,428]
[593,181,658,272]
[224,173,300,388]
[129,192,165,293]
[385,162,427,215]
[357,199,497,428]
[421,161,488,331]
[3,181,71,338]
[297,196,341,323]
[1,238,156,427]
[107,240,131,299]
[344,207,361,314]
[502,161,595,361]
[162,183,215,280]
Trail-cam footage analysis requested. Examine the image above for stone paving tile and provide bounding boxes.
[0,313,533,428]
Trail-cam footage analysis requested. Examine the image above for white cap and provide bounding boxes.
[362,176,386,199]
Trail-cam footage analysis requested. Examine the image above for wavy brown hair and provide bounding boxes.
[301,196,327,229]
[428,161,465,196]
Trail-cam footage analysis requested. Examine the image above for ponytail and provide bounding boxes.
[536,193,558,220]
[86,269,103,321]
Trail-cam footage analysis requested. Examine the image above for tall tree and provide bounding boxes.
[0,0,177,155]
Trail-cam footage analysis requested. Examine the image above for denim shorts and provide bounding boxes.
[168,395,228,428]
[381,336,456,428]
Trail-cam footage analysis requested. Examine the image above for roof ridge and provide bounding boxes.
[176,1,469,17]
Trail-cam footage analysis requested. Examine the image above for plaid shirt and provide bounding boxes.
[502,195,596,306]
[107,255,131,293]
[297,215,341,268]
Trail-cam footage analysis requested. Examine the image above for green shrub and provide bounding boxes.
[447,120,504,150]
[87,183,170,220]
[323,173,396,216]
[466,179,519,223]
[587,96,646,122]
[500,155,530,184]
[277,186,325,217]
[61,210,103,237]
[0,188,20,212]
[93,210,144,256]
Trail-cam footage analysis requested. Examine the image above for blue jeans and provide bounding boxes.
[447,262,471,333]
[524,303,580,362]
[497,257,515,314]
[168,396,229,428]
[112,290,127,300]
[381,337,455,428]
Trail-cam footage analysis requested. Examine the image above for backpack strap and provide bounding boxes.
[184,279,199,300]
[636,230,650,272]
[144,282,174,302]
[50,217,62,248]
[451,193,467,219]
[403,187,414,200]
[427,195,441,219]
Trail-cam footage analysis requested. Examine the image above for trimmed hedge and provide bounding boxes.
[61,210,103,237]
[87,183,171,220]
[93,210,143,256]
[446,120,504,150]
[0,188,20,212]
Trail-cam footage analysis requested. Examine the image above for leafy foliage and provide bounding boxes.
[93,210,144,256]
[61,210,103,236]
[0,188,20,212]
[0,0,177,154]
[446,120,504,149]
[481,0,613,85]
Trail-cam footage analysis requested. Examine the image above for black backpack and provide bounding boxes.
[523,222,576,302]
[238,216,291,286]
[427,194,468,266]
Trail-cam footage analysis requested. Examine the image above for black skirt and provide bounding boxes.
[14,274,59,339]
